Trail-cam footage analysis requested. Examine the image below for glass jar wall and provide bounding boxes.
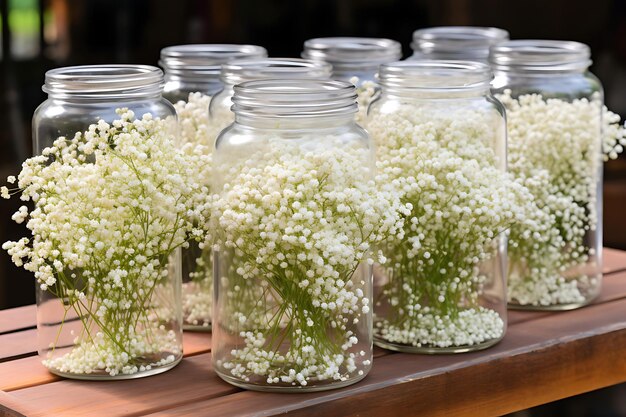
[160,44,268,102]
[301,37,402,121]
[31,65,183,379]
[366,61,510,353]
[211,80,398,391]
[409,26,509,63]
[490,40,604,310]
[209,58,332,140]
[159,44,267,331]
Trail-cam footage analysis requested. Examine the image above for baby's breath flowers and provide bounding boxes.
[2,110,211,377]
[367,105,525,350]
[212,136,405,388]
[500,91,626,307]
[173,92,217,329]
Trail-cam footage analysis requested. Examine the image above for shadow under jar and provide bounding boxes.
[32,65,183,379]
[490,40,604,310]
[159,44,267,331]
[365,60,509,353]
[211,80,382,391]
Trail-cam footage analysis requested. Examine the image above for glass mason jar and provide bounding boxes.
[160,44,266,331]
[160,44,268,102]
[32,65,183,379]
[302,37,402,122]
[212,80,378,391]
[366,61,509,353]
[409,26,509,63]
[209,58,333,139]
[490,41,604,310]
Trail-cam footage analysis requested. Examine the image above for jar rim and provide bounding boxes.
[489,40,592,72]
[220,58,333,86]
[232,79,358,118]
[301,37,402,70]
[43,64,164,99]
[379,60,493,92]
[411,26,509,57]
[160,44,268,77]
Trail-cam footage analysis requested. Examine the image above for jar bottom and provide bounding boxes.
[44,351,183,381]
[215,368,369,393]
[374,335,504,354]
[508,294,597,311]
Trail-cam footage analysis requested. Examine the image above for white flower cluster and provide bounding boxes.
[349,76,378,124]
[500,91,625,306]
[213,135,405,386]
[2,110,211,376]
[173,92,220,328]
[174,92,213,148]
[366,105,525,348]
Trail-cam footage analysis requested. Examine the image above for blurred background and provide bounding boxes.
[0,0,625,414]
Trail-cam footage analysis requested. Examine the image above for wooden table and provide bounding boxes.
[1,248,626,417]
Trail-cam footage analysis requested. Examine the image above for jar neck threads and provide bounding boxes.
[411,26,509,61]
[302,37,402,79]
[379,60,493,97]
[220,58,332,86]
[43,65,164,101]
[489,40,592,73]
[231,79,357,128]
[159,44,267,83]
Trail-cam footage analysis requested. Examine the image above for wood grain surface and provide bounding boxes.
[0,247,625,417]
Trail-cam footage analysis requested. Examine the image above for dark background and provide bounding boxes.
[0,1,625,414]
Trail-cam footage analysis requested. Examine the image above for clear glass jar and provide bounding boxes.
[366,61,509,353]
[32,65,183,379]
[212,80,379,391]
[490,41,604,310]
[160,44,266,331]
[302,37,402,122]
[160,44,268,102]
[409,26,509,63]
[209,58,333,139]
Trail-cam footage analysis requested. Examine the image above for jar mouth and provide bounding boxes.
[379,60,493,92]
[489,40,592,72]
[301,37,402,71]
[411,26,509,58]
[43,65,164,99]
[232,79,358,118]
[220,58,333,86]
[160,44,268,78]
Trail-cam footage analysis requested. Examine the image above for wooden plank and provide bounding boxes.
[0,331,210,392]
[603,247,626,274]
[0,391,37,417]
[9,354,238,417]
[0,356,60,392]
[0,305,35,335]
[144,297,626,417]
[0,330,36,362]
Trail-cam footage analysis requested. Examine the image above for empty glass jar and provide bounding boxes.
[490,40,604,310]
[212,79,384,391]
[209,58,332,137]
[160,44,266,331]
[409,26,509,63]
[366,61,509,353]
[31,65,183,379]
